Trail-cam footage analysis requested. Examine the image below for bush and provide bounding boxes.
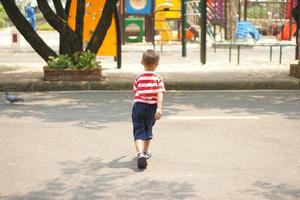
[36,23,54,31]
[47,51,101,69]
[0,18,5,28]
[0,4,9,28]
[73,51,100,69]
[47,55,73,69]
[247,6,268,19]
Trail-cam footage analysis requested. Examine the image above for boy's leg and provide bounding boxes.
[135,139,145,154]
[144,139,151,153]
[135,139,147,169]
[143,139,152,159]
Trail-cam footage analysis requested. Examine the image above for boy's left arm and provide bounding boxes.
[155,92,164,120]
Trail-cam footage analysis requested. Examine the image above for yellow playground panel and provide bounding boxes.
[155,0,181,19]
[68,0,118,56]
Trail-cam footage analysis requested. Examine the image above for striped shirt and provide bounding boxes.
[133,71,166,104]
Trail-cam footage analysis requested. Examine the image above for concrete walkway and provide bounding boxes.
[0,28,299,91]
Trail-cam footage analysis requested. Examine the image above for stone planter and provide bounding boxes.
[43,66,102,81]
[290,64,300,79]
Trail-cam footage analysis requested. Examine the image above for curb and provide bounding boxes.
[1,79,299,92]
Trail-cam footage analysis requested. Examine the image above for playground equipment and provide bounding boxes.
[277,22,297,40]
[68,0,121,68]
[185,0,298,64]
[124,18,144,42]
[65,0,298,66]
[125,0,152,14]
[121,0,182,44]
[122,0,154,43]
[156,0,181,19]
[154,2,173,45]
[153,0,182,45]
[235,21,260,41]
[242,0,296,38]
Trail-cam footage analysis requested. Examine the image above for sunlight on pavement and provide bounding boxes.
[166,116,261,120]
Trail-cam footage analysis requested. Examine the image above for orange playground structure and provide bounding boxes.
[68,0,121,68]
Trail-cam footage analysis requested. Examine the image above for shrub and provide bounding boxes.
[36,23,54,31]
[0,18,5,28]
[73,51,100,69]
[0,4,9,28]
[47,51,100,69]
[47,55,73,69]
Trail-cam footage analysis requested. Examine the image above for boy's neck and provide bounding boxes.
[144,66,156,71]
[144,69,155,71]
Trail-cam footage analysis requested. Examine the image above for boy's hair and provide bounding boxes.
[142,49,159,66]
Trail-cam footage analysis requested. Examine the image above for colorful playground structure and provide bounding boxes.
[122,0,182,44]
[67,0,299,67]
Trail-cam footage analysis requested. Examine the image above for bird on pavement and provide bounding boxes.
[5,92,24,104]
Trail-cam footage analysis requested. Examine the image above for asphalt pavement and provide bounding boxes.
[0,90,299,200]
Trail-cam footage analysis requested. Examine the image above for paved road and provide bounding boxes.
[0,91,299,200]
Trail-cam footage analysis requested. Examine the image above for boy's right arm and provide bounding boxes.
[155,92,163,120]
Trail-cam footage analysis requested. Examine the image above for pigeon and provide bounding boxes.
[5,92,24,103]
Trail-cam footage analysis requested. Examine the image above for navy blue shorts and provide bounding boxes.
[132,102,157,141]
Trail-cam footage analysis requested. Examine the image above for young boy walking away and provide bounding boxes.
[132,49,165,169]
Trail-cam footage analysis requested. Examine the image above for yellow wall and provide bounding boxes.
[68,0,117,56]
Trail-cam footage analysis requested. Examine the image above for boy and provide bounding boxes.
[132,49,165,169]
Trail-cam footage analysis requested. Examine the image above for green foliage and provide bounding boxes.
[47,51,100,69]
[247,6,268,19]
[47,55,73,69]
[36,23,54,31]
[0,4,9,28]
[73,51,100,69]
[0,18,5,28]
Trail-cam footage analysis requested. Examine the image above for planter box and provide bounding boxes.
[44,67,102,81]
[290,64,300,79]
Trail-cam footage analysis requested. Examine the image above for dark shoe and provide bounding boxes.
[137,153,147,169]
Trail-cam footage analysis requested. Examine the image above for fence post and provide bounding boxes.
[181,0,187,57]
[200,0,207,64]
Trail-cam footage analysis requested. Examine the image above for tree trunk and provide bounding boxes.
[75,0,85,51]
[53,0,72,55]
[37,0,82,53]
[2,0,119,62]
[86,0,119,53]
[292,0,300,59]
[226,0,239,40]
[0,0,57,61]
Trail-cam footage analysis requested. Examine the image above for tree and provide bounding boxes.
[225,0,240,40]
[292,0,300,59]
[0,0,119,61]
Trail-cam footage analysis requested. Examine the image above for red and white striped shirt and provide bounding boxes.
[133,71,166,104]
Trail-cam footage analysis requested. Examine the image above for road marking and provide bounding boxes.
[167,116,260,120]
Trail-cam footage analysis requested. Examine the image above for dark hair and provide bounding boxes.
[142,49,159,66]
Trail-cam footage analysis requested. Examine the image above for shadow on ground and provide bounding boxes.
[243,181,300,200]
[1,158,196,200]
[0,91,299,128]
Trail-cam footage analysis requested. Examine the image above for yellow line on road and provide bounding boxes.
[167,116,260,120]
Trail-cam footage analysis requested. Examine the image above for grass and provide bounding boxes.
[36,23,54,31]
